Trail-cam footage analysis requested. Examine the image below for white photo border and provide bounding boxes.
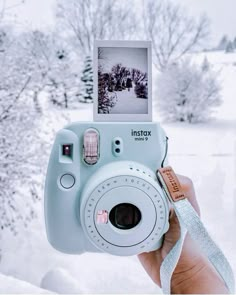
[93,40,152,122]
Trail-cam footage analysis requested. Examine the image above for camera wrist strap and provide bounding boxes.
[156,167,235,294]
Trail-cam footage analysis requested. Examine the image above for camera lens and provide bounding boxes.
[109,203,141,230]
[115,140,120,145]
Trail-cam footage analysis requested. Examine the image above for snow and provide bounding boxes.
[40,268,83,294]
[0,50,235,294]
[0,273,53,294]
[110,88,148,114]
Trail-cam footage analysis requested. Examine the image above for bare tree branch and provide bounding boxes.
[0,76,31,122]
[143,0,210,71]
[56,0,137,55]
[0,0,24,21]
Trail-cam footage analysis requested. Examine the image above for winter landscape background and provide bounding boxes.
[0,0,236,293]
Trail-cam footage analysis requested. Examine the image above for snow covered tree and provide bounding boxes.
[79,56,93,103]
[217,35,229,51]
[19,30,53,113]
[0,4,77,262]
[225,41,234,53]
[15,29,82,110]
[0,0,25,23]
[0,25,74,261]
[0,28,8,50]
[202,56,210,72]
[0,99,42,235]
[233,37,236,49]
[40,35,81,109]
[0,28,40,251]
[56,0,136,55]
[143,0,209,70]
[47,45,71,108]
[157,59,222,123]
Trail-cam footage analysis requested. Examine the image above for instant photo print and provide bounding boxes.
[93,40,152,122]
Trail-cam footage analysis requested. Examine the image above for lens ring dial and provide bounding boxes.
[82,173,169,256]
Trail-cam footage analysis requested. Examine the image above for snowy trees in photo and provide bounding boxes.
[143,0,209,70]
[134,82,148,99]
[131,69,148,99]
[97,60,148,114]
[79,56,93,103]
[157,58,222,123]
[98,66,110,114]
[111,64,127,92]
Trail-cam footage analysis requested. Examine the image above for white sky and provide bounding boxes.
[1,0,56,31]
[99,47,148,73]
[174,0,236,45]
[2,0,236,46]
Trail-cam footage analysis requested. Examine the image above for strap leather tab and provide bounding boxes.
[157,166,185,202]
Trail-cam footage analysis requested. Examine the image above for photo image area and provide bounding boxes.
[94,41,152,122]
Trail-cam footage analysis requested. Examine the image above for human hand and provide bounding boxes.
[138,175,229,294]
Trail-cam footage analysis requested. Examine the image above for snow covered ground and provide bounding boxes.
[110,88,148,114]
[0,273,52,294]
[0,50,235,294]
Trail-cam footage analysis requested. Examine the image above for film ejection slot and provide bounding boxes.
[83,128,100,165]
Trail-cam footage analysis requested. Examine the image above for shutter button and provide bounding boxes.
[60,174,75,189]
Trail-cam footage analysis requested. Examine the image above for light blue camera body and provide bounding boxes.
[44,122,170,256]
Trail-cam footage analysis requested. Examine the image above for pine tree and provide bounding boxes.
[217,35,229,51]
[202,56,210,72]
[225,41,234,53]
[79,56,93,103]
[233,37,236,49]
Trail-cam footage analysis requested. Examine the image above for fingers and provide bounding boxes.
[162,208,181,256]
[176,174,200,216]
[138,251,162,286]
